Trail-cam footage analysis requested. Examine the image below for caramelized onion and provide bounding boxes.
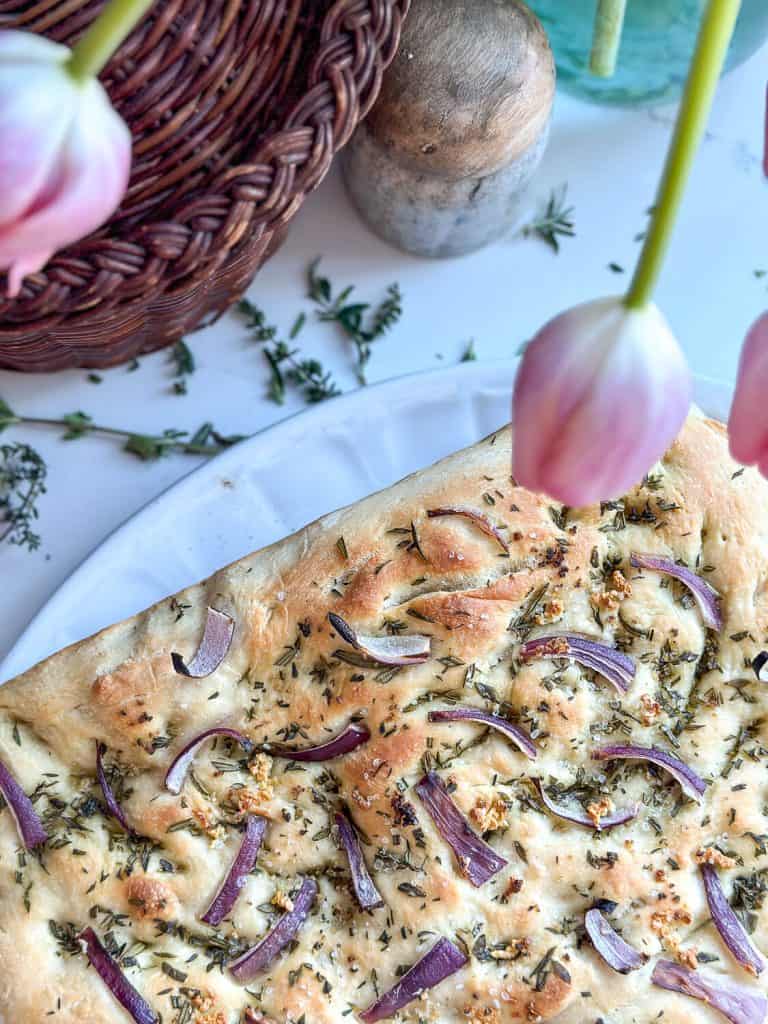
[630,553,723,630]
[584,908,646,973]
[428,706,537,760]
[328,613,431,666]
[701,864,765,976]
[335,811,384,910]
[171,606,235,677]
[360,937,468,1022]
[535,780,639,831]
[427,506,509,552]
[230,877,317,983]
[652,958,767,1024]
[268,720,370,762]
[96,742,132,833]
[415,771,506,887]
[165,727,254,795]
[520,633,635,694]
[0,758,47,849]
[201,816,267,927]
[592,744,706,803]
[79,926,157,1024]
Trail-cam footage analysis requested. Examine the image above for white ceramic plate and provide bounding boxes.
[1,362,731,681]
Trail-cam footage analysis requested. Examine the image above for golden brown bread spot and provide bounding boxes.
[463,1006,501,1024]
[90,655,172,748]
[125,876,177,920]
[499,966,573,1021]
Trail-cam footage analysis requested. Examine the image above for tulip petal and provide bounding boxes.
[512,298,692,506]
[729,312,768,467]
[0,76,130,291]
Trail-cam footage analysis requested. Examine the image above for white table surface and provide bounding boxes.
[2,42,767,666]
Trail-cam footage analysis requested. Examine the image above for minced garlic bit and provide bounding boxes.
[464,1005,501,1024]
[192,807,226,843]
[586,796,615,828]
[639,693,662,725]
[247,752,275,800]
[490,938,529,960]
[192,993,226,1024]
[470,795,508,832]
[592,570,632,611]
[651,906,695,964]
[272,889,295,912]
[533,597,564,625]
[695,846,737,870]
[230,786,272,816]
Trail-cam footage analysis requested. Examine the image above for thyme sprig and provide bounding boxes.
[0,441,47,551]
[522,186,576,253]
[238,299,341,404]
[169,340,195,395]
[307,259,403,384]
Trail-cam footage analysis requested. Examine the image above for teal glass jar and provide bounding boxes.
[528,0,768,105]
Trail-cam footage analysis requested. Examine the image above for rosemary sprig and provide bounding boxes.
[238,299,341,405]
[0,442,47,552]
[307,259,403,384]
[461,340,477,362]
[523,186,576,253]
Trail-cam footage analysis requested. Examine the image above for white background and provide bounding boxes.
[2,41,766,662]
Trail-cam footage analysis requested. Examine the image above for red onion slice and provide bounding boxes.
[652,958,768,1024]
[96,742,132,834]
[428,706,537,760]
[269,720,370,762]
[520,633,635,694]
[752,652,768,682]
[630,553,723,631]
[0,758,47,849]
[535,780,639,831]
[328,613,431,666]
[201,815,267,927]
[701,864,766,976]
[360,937,468,1022]
[230,876,317,983]
[171,606,235,677]
[335,811,384,910]
[427,506,509,552]
[592,744,706,803]
[584,908,647,973]
[79,926,157,1024]
[415,771,507,887]
[165,727,254,795]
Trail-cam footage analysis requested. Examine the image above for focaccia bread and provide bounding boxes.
[2,412,768,1024]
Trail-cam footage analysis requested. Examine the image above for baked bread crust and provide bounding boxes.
[1,412,767,1023]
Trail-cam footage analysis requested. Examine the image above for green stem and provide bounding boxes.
[589,0,628,78]
[624,0,741,310]
[65,0,155,82]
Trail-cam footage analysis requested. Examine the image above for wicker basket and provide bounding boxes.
[0,0,408,372]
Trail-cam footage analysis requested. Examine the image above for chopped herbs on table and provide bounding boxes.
[307,258,403,384]
[238,298,341,404]
[522,185,576,253]
[0,442,47,551]
[169,340,195,395]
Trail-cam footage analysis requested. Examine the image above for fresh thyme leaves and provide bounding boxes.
[307,258,403,384]
[522,186,575,253]
[238,298,341,405]
[0,442,47,551]
[169,340,195,395]
[461,340,477,362]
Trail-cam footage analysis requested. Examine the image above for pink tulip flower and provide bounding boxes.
[512,297,692,507]
[729,311,768,471]
[0,30,131,296]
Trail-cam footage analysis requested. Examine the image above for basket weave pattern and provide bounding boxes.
[0,0,408,371]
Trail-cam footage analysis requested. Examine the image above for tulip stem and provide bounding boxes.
[624,0,741,311]
[66,0,156,83]
[589,0,627,78]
